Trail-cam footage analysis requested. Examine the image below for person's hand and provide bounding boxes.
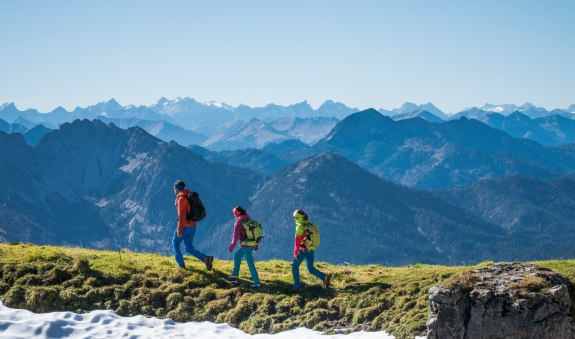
[254,244,259,252]
[177,231,182,237]
[293,254,299,261]
[228,244,234,253]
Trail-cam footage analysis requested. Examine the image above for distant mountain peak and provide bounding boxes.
[104,98,122,108]
[0,103,17,110]
[398,102,418,113]
[393,109,444,123]
[389,102,445,118]
[52,106,68,112]
[318,100,353,109]
[320,99,337,106]
[204,101,234,110]
[519,102,538,109]
[157,97,170,105]
[352,108,386,118]
[480,103,518,115]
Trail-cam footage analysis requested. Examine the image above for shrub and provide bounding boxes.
[510,275,551,298]
[203,298,232,318]
[25,287,60,312]
[72,257,92,275]
[2,285,27,309]
[166,292,183,309]
[44,267,72,285]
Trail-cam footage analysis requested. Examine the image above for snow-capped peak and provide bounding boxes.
[480,103,518,115]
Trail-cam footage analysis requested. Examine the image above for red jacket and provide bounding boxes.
[293,221,308,256]
[175,189,197,234]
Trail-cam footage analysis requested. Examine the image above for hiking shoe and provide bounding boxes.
[322,273,331,288]
[227,275,239,280]
[250,283,261,288]
[204,256,214,271]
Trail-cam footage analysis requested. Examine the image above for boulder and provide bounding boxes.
[427,262,574,339]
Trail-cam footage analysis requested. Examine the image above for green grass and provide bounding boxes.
[1,243,575,338]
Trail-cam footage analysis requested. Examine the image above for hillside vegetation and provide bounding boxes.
[1,243,575,338]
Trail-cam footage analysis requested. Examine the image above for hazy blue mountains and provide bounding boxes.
[0,118,52,145]
[188,145,289,175]
[313,109,575,188]
[97,117,207,147]
[0,120,261,256]
[472,112,575,146]
[0,99,343,150]
[202,117,339,151]
[0,118,27,134]
[248,153,511,265]
[438,175,575,259]
[0,122,512,265]
[390,110,445,123]
[379,102,448,120]
[22,124,52,145]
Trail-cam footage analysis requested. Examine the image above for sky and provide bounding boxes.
[1,0,574,113]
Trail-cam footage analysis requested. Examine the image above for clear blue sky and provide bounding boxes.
[1,0,574,113]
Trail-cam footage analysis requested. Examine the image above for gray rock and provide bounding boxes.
[427,263,575,339]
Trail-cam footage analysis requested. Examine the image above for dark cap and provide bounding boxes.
[174,180,186,191]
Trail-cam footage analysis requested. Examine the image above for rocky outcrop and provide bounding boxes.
[427,262,575,339]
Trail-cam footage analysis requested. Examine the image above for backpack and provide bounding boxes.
[240,219,263,246]
[304,222,320,250]
[185,191,206,222]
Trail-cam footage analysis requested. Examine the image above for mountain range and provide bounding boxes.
[317,109,575,188]
[5,101,575,189]
[4,98,575,265]
[437,174,575,258]
[2,99,574,149]
[3,118,575,264]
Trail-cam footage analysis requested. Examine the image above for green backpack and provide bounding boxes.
[240,219,263,247]
[304,222,320,250]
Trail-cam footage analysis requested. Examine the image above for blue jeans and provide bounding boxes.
[172,226,207,267]
[232,246,260,285]
[292,250,325,289]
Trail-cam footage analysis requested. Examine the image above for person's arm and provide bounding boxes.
[177,196,187,236]
[229,221,242,252]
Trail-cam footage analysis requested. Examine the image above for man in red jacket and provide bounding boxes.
[172,180,213,270]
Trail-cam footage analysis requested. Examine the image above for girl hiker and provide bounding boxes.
[292,209,331,291]
[227,206,261,288]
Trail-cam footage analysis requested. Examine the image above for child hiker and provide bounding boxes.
[292,209,331,291]
[228,206,261,288]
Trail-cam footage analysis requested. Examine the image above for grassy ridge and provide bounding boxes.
[1,243,574,338]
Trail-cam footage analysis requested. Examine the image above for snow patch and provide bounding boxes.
[95,199,110,207]
[120,153,149,173]
[487,106,504,113]
[0,302,401,339]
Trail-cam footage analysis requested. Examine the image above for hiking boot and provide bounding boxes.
[322,273,331,288]
[250,283,261,288]
[227,275,238,280]
[204,256,214,271]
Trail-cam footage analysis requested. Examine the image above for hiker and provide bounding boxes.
[291,209,331,291]
[172,180,213,270]
[227,206,261,288]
